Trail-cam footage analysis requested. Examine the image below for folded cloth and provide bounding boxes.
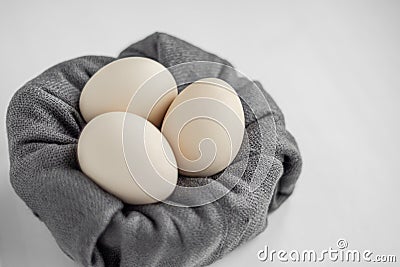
[6,32,302,267]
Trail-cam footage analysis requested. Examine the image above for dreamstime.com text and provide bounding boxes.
[257,239,397,263]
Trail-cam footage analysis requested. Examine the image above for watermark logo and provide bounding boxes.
[122,61,277,207]
[257,239,397,263]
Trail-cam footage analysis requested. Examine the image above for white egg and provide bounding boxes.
[161,78,245,177]
[79,57,177,127]
[77,112,177,204]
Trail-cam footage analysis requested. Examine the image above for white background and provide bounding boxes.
[1,1,399,266]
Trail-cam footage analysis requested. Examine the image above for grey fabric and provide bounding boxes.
[6,32,302,267]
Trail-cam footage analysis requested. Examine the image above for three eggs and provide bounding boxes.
[78,57,245,204]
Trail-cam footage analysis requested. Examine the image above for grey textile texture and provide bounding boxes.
[6,32,302,267]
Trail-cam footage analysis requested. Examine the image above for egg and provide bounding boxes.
[161,78,245,177]
[79,57,177,127]
[77,112,177,204]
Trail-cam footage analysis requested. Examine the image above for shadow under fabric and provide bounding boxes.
[6,33,302,267]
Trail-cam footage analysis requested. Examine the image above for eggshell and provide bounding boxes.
[79,57,177,127]
[77,112,177,204]
[161,78,245,177]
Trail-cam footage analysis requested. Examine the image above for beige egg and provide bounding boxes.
[79,57,177,127]
[77,112,177,204]
[161,78,245,177]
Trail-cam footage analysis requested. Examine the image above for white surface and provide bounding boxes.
[1,1,399,266]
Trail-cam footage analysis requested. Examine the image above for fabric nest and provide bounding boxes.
[6,33,302,267]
